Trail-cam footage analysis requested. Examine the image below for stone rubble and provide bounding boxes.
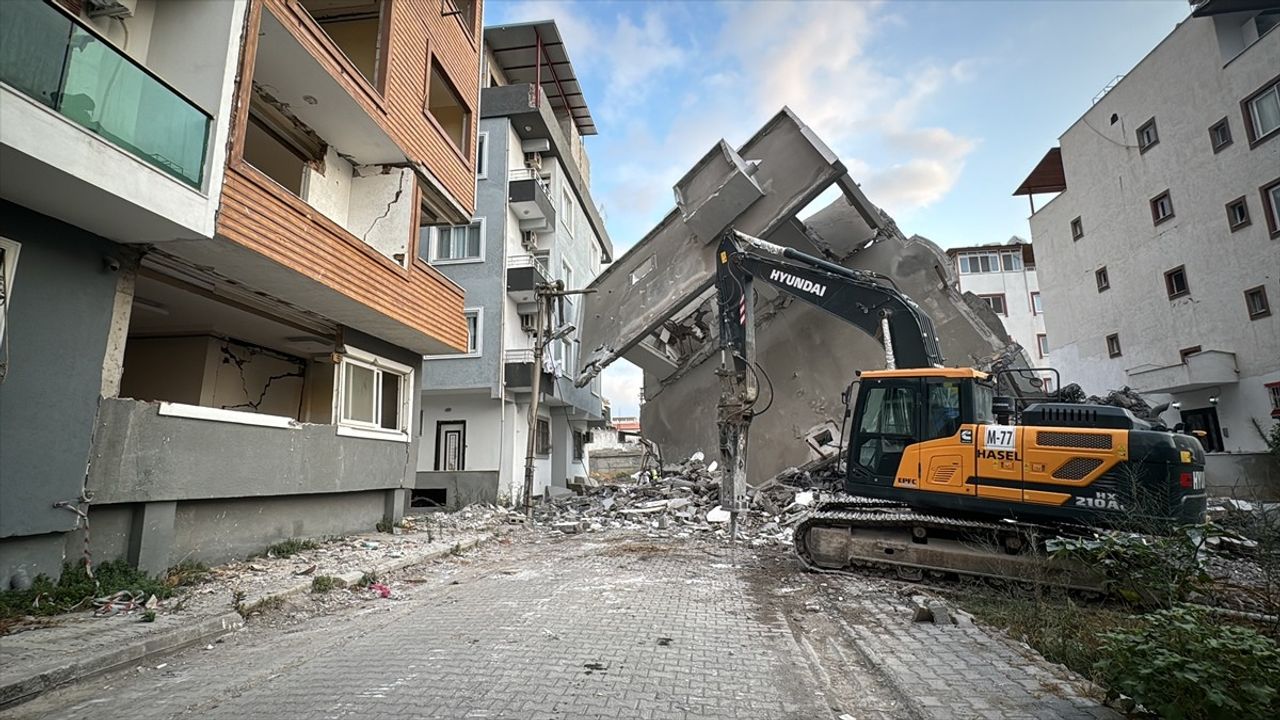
[533,453,839,545]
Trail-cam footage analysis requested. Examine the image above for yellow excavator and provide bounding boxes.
[714,230,1208,587]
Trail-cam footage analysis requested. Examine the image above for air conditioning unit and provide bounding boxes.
[86,0,137,18]
[519,313,537,334]
[525,152,543,172]
[521,231,538,252]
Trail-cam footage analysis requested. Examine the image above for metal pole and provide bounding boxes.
[523,289,547,518]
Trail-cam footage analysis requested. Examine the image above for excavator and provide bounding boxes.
[714,229,1208,588]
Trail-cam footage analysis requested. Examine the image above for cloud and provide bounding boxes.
[600,360,644,417]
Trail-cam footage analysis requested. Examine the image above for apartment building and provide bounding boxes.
[1014,0,1279,492]
[414,20,614,509]
[1,0,482,583]
[946,239,1054,389]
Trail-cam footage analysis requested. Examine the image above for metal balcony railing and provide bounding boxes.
[0,0,211,188]
[508,253,550,277]
[508,167,550,192]
[504,348,535,364]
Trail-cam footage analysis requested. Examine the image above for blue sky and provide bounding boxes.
[486,0,1193,417]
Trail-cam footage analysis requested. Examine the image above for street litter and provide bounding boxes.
[368,583,392,598]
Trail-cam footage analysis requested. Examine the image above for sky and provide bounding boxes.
[485,0,1193,418]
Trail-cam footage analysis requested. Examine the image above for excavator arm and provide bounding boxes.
[714,230,944,529]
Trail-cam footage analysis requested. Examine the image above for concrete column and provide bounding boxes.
[128,501,176,575]
[384,488,407,525]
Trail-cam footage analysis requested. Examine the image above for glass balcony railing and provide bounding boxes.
[0,0,210,188]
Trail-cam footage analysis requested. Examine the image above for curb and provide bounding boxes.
[0,530,500,709]
[0,611,244,710]
[832,615,929,720]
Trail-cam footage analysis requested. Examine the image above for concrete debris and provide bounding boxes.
[534,453,839,544]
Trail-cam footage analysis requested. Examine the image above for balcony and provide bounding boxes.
[1127,350,1239,394]
[503,348,552,392]
[0,0,210,189]
[507,253,550,303]
[508,168,556,232]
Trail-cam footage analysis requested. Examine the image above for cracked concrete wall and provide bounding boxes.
[639,198,1025,484]
[348,167,414,265]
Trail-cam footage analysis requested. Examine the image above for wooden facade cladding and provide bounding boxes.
[213,0,475,353]
[260,0,482,211]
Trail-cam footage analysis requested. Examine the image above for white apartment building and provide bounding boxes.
[946,239,1053,389]
[1014,0,1279,493]
[414,20,614,509]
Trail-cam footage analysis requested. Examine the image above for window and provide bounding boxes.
[1210,118,1233,152]
[854,382,919,476]
[924,380,962,441]
[1259,10,1280,37]
[1070,216,1084,241]
[561,187,574,234]
[1000,253,1023,272]
[1150,190,1174,225]
[1037,334,1049,358]
[0,237,19,349]
[243,114,308,196]
[1106,333,1122,358]
[338,347,413,438]
[562,260,573,291]
[443,0,477,34]
[475,132,488,179]
[957,251,1019,274]
[1243,77,1280,145]
[1030,292,1042,315]
[426,61,471,154]
[535,418,551,456]
[1267,381,1280,418]
[1262,178,1280,237]
[979,294,1007,316]
[300,0,388,89]
[464,308,481,355]
[1245,285,1271,320]
[573,431,585,461]
[1179,346,1202,363]
[1226,197,1251,231]
[1137,117,1159,152]
[429,220,483,262]
[1164,266,1189,299]
[1096,266,1110,292]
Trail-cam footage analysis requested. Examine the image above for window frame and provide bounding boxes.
[1036,333,1049,359]
[1209,117,1233,153]
[1096,266,1110,292]
[0,236,20,349]
[475,131,488,180]
[1266,380,1280,418]
[1150,190,1174,225]
[1179,346,1202,364]
[1136,117,1159,153]
[1030,291,1042,315]
[1164,265,1190,299]
[1241,75,1280,148]
[1070,216,1084,241]
[428,217,486,264]
[535,417,552,456]
[978,293,1008,316]
[560,186,574,235]
[423,57,474,160]
[1261,178,1280,238]
[425,307,483,359]
[1106,333,1122,359]
[1244,285,1271,320]
[335,346,414,441]
[1226,196,1252,231]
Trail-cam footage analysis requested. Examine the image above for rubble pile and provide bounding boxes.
[535,452,838,545]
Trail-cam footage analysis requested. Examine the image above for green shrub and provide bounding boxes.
[265,538,321,558]
[1049,525,1224,607]
[310,575,344,593]
[0,559,171,621]
[1095,605,1280,719]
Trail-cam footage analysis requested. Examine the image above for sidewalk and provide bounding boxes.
[0,510,511,709]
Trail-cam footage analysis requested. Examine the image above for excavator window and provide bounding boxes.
[924,380,962,440]
[853,382,919,478]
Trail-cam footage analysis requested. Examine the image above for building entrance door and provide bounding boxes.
[1181,407,1222,452]
[436,421,466,471]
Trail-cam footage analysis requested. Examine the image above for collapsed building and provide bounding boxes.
[573,109,1035,484]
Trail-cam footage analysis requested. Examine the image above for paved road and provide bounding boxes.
[3,531,1116,719]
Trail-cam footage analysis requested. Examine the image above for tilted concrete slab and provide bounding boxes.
[575,107,874,386]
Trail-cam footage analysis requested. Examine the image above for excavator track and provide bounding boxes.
[793,500,1106,592]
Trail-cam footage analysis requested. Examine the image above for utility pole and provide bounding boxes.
[522,281,593,518]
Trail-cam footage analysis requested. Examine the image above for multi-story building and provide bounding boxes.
[414,19,613,509]
[1014,0,1279,492]
[946,238,1054,389]
[1,0,482,583]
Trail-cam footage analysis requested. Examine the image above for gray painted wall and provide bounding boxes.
[87,398,413,503]
[420,116,508,397]
[0,201,122,582]
[412,470,500,509]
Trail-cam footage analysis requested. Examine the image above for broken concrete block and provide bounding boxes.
[706,506,731,523]
[553,521,585,535]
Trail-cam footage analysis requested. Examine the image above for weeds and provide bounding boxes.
[310,575,344,593]
[0,559,171,621]
[140,609,157,623]
[357,571,380,588]
[963,589,1128,679]
[164,559,211,589]
[264,538,321,558]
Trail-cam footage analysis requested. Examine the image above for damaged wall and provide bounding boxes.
[640,198,1025,484]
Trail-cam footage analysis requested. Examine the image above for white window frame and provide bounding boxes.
[1248,82,1280,141]
[335,346,414,442]
[1031,292,1042,315]
[475,131,488,180]
[1037,334,1049,358]
[0,236,20,348]
[1269,183,1280,228]
[561,186,574,235]
[428,217,486,265]
[423,307,483,360]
